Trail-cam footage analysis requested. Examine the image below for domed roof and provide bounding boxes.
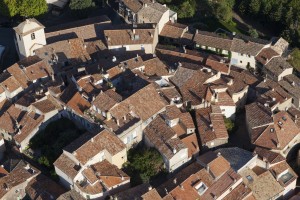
[14,18,45,36]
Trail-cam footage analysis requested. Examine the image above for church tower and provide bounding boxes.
[13,18,46,59]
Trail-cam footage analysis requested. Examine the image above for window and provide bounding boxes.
[195,182,207,195]
[133,131,137,139]
[31,33,35,40]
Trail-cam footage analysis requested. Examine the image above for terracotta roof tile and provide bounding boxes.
[13,112,44,144]
[196,106,228,145]
[104,28,156,46]
[193,31,232,51]
[143,57,169,77]
[265,57,293,77]
[110,84,166,121]
[160,22,187,39]
[66,92,91,116]
[144,115,185,160]
[205,55,230,74]
[0,161,39,199]
[25,174,66,200]
[45,15,111,43]
[256,47,279,65]
[181,133,199,157]
[54,153,80,180]
[254,147,285,164]
[64,130,125,165]
[0,73,22,92]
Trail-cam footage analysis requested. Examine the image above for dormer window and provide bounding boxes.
[31,33,35,40]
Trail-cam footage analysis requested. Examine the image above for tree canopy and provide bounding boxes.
[236,0,300,47]
[0,0,47,17]
[69,0,95,18]
[123,147,165,186]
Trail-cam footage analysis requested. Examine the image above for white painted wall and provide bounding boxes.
[16,28,46,58]
[230,52,256,69]
[220,105,236,119]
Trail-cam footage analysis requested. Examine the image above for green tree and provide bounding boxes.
[238,1,247,15]
[0,0,19,17]
[69,0,95,18]
[18,0,48,17]
[213,1,232,22]
[38,156,50,167]
[248,27,259,38]
[270,3,283,22]
[124,147,164,185]
[176,0,196,19]
[249,0,261,15]
[288,48,300,72]
[224,117,235,134]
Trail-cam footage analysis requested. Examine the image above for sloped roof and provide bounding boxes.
[110,84,166,121]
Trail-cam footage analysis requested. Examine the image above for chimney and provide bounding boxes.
[183,45,186,54]
[178,62,182,67]
[217,152,221,157]
[173,178,177,184]
[165,188,168,195]
[196,29,199,34]
[232,32,236,36]
[173,148,177,154]
[148,186,152,191]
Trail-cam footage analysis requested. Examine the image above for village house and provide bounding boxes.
[193,30,233,57]
[159,22,188,45]
[264,57,293,82]
[34,38,92,78]
[245,102,300,157]
[0,103,46,151]
[0,72,23,100]
[254,147,297,198]
[2,55,53,100]
[216,147,297,199]
[144,105,199,172]
[230,36,270,69]
[54,129,128,199]
[25,174,66,199]
[279,74,300,108]
[118,0,177,32]
[256,84,292,112]
[144,151,253,200]
[196,105,229,149]
[104,26,158,54]
[0,160,39,200]
[74,160,130,200]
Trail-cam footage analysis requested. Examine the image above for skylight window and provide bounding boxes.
[270,128,275,133]
[195,182,207,195]
[246,175,253,182]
